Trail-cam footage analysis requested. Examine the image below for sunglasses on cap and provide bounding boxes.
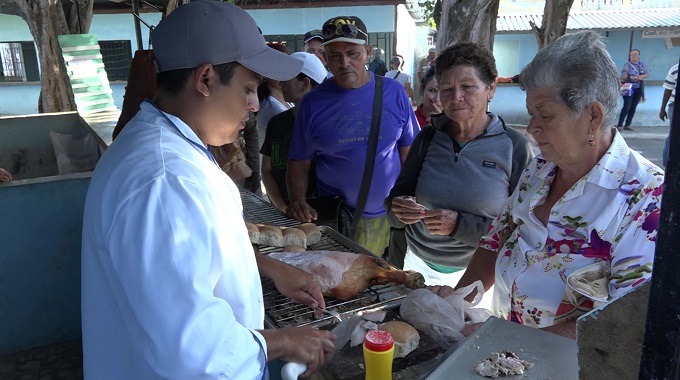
[322,23,368,40]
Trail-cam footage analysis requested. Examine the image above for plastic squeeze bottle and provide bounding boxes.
[363,329,394,380]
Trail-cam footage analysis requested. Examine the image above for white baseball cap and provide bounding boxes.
[290,52,327,85]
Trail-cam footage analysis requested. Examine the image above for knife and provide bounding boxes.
[281,313,363,380]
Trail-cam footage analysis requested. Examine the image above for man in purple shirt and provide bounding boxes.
[286,15,417,256]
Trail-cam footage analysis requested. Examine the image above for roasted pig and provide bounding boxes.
[268,250,426,300]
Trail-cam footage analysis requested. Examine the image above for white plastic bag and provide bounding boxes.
[400,281,492,348]
[50,131,100,174]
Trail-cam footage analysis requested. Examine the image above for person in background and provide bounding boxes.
[211,111,261,194]
[660,62,677,168]
[617,49,648,131]
[261,52,327,211]
[256,42,293,147]
[368,47,387,76]
[417,47,436,85]
[287,15,418,256]
[385,55,415,104]
[414,67,441,128]
[0,167,11,182]
[433,31,664,339]
[80,2,335,378]
[303,29,327,67]
[385,42,532,297]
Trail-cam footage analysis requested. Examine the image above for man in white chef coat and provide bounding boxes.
[80,1,335,379]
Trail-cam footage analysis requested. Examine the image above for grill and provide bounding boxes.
[241,190,411,330]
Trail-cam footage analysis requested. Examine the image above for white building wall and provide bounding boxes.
[395,4,417,81]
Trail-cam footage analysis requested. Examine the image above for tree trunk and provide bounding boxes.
[437,0,500,51]
[13,0,93,113]
[530,0,575,49]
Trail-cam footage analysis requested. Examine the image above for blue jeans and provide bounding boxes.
[663,103,674,168]
[618,87,643,127]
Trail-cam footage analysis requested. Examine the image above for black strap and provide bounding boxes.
[352,75,383,225]
[392,71,401,81]
[416,125,436,174]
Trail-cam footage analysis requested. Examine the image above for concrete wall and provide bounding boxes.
[395,4,418,81]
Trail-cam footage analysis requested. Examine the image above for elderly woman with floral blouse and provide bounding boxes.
[431,31,665,339]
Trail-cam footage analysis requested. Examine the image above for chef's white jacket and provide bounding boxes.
[81,101,268,379]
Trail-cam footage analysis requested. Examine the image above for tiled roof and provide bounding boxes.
[497,8,680,32]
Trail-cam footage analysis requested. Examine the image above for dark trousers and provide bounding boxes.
[618,87,643,127]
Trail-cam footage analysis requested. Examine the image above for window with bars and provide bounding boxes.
[99,40,132,81]
[0,41,39,82]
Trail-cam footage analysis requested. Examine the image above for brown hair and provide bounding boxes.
[434,42,497,86]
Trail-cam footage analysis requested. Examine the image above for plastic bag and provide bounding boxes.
[399,281,493,349]
[50,131,100,175]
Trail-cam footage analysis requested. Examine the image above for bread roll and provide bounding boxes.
[259,225,283,247]
[282,244,306,252]
[245,221,260,244]
[282,227,307,248]
[379,321,420,358]
[297,223,321,245]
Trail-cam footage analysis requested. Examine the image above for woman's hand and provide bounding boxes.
[428,285,455,298]
[422,209,459,235]
[0,168,12,182]
[462,322,484,337]
[391,196,426,224]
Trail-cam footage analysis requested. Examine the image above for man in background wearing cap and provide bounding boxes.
[261,52,327,212]
[303,29,326,67]
[287,15,418,256]
[80,1,335,379]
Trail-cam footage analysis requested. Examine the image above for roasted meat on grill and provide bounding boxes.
[268,250,426,300]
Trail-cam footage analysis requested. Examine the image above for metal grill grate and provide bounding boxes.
[240,189,410,329]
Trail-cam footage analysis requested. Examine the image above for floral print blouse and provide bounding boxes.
[480,131,665,328]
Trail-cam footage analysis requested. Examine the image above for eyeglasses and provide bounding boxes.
[322,23,368,40]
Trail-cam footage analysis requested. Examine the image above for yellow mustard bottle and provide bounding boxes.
[363,329,394,380]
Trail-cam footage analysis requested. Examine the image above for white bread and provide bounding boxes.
[379,321,420,358]
[282,244,306,252]
[245,221,260,244]
[297,223,321,245]
[258,225,283,247]
[282,227,307,248]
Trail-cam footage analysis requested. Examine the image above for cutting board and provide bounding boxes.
[422,317,578,380]
[321,309,442,380]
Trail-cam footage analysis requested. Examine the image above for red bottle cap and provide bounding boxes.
[364,330,394,352]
